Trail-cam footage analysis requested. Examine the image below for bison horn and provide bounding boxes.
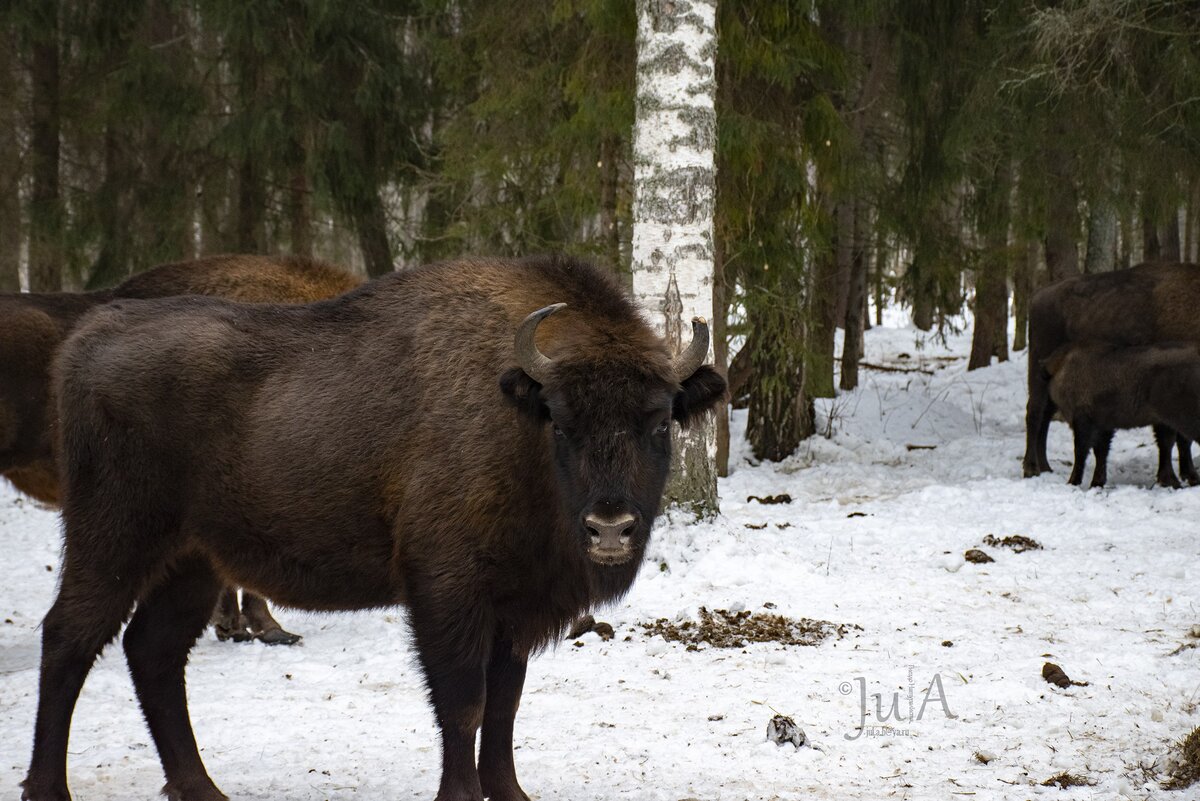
[672,317,710,382]
[515,303,566,384]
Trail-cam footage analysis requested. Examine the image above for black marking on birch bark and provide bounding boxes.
[664,273,684,353]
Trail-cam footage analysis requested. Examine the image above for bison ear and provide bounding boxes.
[500,367,550,420]
[673,365,728,429]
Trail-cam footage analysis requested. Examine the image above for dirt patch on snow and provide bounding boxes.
[641,607,858,650]
[982,534,1042,553]
[1163,726,1200,790]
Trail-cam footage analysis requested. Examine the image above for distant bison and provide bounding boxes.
[1023,262,1200,478]
[21,255,726,801]
[1045,342,1200,488]
[1,254,361,644]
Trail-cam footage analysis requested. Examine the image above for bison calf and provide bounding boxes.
[1045,342,1200,488]
[22,255,726,801]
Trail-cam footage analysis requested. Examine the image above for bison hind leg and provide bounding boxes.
[124,556,228,801]
[23,559,145,800]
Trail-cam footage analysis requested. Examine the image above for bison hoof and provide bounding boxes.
[20,779,71,801]
[256,627,303,646]
[162,780,229,801]
[1158,473,1183,490]
[214,623,254,643]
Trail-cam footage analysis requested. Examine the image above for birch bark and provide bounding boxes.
[631,0,719,518]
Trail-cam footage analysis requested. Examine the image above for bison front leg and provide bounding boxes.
[1023,361,1055,477]
[210,586,252,642]
[1067,419,1095,487]
[1178,436,1200,486]
[478,635,531,801]
[1154,426,1183,488]
[1090,429,1114,488]
[411,603,489,801]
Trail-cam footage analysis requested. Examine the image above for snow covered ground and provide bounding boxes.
[4,319,1200,800]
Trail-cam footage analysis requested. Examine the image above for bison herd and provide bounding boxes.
[1024,261,1200,488]
[2,253,1197,800]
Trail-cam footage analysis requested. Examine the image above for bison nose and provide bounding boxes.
[584,512,637,551]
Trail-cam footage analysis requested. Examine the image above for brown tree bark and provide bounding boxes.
[840,199,867,390]
[1143,213,1161,261]
[1043,167,1080,282]
[0,32,21,292]
[1162,209,1181,262]
[808,240,838,397]
[712,234,729,477]
[1012,240,1035,352]
[28,0,63,292]
[289,163,313,258]
[356,189,394,277]
[969,161,1012,370]
[1084,202,1117,273]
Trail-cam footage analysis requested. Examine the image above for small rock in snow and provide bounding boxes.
[766,714,806,749]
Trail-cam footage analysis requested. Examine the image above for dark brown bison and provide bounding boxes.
[21,255,726,801]
[1,254,361,644]
[1045,342,1200,488]
[1023,262,1200,478]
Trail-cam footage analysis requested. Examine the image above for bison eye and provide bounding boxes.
[553,424,565,438]
[653,420,670,436]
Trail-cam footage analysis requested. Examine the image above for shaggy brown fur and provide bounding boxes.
[1024,262,1200,478]
[1,254,362,643]
[21,255,726,801]
[1045,342,1200,488]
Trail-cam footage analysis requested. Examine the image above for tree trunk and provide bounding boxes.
[840,199,867,390]
[1084,202,1117,273]
[1119,203,1133,268]
[289,163,313,258]
[356,189,393,276]
[237,155,265,253]
[599,135,623,276]
[910,243,935,331]
[1043,167,1080,282]
[808,198,838,397]
[713,233,729,477]
[1143,213,1161,261]
[236,49,264,253]
[631,0,719,517]
[874,229,886,326]
[0,32,21,292]
[1162,208,1181,262]
[88,125,136,288]
[28,0,63,292]
[1012,240,1035,352]
[969,161,1011,370]
[746,292,814,461]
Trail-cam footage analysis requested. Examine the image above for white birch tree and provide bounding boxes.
[631,0,719,518]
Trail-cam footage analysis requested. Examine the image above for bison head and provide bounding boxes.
[500,304,726,567]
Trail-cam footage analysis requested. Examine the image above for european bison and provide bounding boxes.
[1044,342,1200,488]
[1023,262,1200,478]
[21,255,726,801]
[1,254,361,644]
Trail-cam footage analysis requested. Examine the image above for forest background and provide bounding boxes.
[2,0,1199,469]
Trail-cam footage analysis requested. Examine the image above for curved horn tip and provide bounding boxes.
[692,316,707,325]
[536,302,568,319]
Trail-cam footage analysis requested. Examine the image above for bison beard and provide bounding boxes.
[22,255,726,801]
